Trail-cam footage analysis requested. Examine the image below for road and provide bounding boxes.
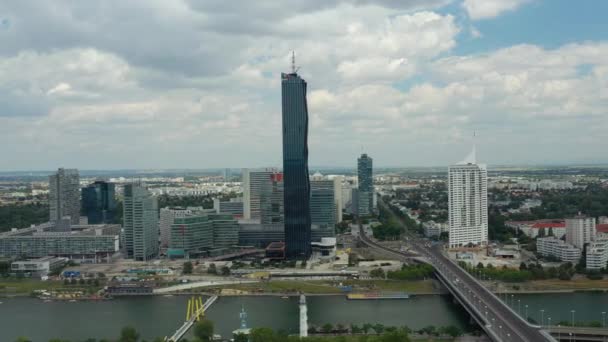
[362,199,555,342]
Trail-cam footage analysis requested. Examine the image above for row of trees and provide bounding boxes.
[0,202,49,232]
[374,264,435,281]
[460,261,579,282]
[308,323,462,338]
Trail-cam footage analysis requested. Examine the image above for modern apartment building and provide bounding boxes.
[565,216,596,249]
[537,236,582,263]
[123,184,158,261]
[49,168,81,225]
[586,238,608,271]
[448,147,488,248]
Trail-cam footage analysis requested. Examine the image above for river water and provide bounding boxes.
[1,292,607,341]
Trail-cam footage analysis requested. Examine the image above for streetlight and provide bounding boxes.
[525,305,529,321]
[511,294,515,308]
[602,311,606,328]
[540,309,545,327]
[571,310,576,342]
[518,299,521,316]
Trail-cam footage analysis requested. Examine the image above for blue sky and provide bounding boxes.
[0,0,607,170]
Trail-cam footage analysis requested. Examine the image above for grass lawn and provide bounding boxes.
[206,279,437,295]
[340,279,436,294]
[0,279,66,294]
[524,278,608,291]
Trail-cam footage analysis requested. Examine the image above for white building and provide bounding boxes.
[448,147,488,248]
[537,236,581,263]
[11,256,68,277]
[586,238,608,271]
[49,168,81,225]
[565,216,596,249]
[423,221,443,238]
[242,168,280,221]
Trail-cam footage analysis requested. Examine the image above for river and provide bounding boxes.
[1,292,607,341]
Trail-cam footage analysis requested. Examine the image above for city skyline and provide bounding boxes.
[1,1,608,170]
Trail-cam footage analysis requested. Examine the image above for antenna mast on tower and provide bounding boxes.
[291,51,296,73]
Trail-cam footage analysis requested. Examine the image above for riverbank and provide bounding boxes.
[493,279,608,294]
[200,279,440,296]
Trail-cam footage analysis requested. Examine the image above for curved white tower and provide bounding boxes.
[299,294,308,337]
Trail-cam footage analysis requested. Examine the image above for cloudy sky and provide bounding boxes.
[1,0,607,170]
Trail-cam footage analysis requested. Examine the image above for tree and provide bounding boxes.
[118,326,139,342]
[373,323,385,335]
[440,325,462,338]
[220,266,230,276]
[250,328,277,342]
[193,319,214,341]
[233,333,248,342]
[322,323,334,333]
[519,262,528,271]
[348,253,358,266]
[14,338,32,342]
[183,261,193,274]
[207,263,217,275]
[370,268,385,279]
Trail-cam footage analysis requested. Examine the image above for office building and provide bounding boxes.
[242,168,280,221]
[238,223,335,248]
[260,173,284,225]
[357,154,373,216]
[213,198,244,218]
[537,236,582,263]
[0,222,120,262]
[565,216,596,249]
[170,214,214,258]
[333,176,343,223]
[281,65,311,258]
[448,147,488,248]
[310,180,335,229]
[123,184,158,261]
[160,207,201,248]
[211,213,240,249]
[49,168,80,225]
[82,181,116,224]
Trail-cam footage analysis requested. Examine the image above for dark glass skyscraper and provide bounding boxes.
[357,153,374,216]
[82,181,116,224]
[281,71,311,258]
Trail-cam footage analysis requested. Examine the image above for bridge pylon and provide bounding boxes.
[186,296,205,322]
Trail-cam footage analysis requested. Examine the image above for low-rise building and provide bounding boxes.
[505,220,566,239]
[423,221,442,238]
[11,256,68,277]
[0,222,120,263]
[536,236,581,263]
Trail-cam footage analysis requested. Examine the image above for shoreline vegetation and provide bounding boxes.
[3,278,608,299]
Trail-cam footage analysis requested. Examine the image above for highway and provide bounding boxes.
[360,201,555,341]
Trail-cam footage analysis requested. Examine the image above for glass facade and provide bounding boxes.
[82,181,116,224]
[357,154,373,216]
[281,72,311,258]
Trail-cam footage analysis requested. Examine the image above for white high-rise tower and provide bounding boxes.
[448,146,488,248]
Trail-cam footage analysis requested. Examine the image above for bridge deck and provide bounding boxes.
[358,221,555,342]
[168,295,218,342]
